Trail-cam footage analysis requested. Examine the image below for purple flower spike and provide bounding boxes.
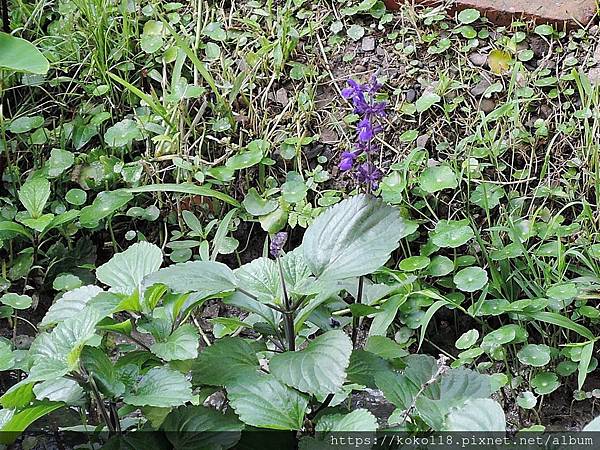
[356,162,382,190]
[339,151,357,171]
[357,118,381,142]
[270,232,288,257]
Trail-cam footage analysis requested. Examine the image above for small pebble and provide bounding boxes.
[468,52,487,67]
[361,36,376,52]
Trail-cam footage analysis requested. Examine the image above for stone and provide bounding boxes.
[468,52,488,67]
[362,36,376,52]
[383,0,597,28]
[479,98,496,113]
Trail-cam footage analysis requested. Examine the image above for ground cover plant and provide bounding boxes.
[2,0,600,447]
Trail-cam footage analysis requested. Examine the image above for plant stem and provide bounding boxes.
[351,276,364,347]
[1,0,8,32]
[88,375,115,434]
[277,258,295,351]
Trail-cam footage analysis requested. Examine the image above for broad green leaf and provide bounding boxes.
[531,372,560,395]
[33,378,83,404]
[123,367,192,407]
[430,220,474,248]
[444,399,506,431]
[0,341,15,371]
[0,221,33,240]
[419,166,458,194]
[80,190,134,228]
[150,324,199,361]
[453,267,488,292]
[104,119,142,148]
[162,406,243,450]
[399,256,430,272]
[145,260,236,299]
[457,8,480,24]
[41,285,103,326]
[46,149,74,177]
[346,350,391,388]
[8,116,44,134]
[470,183,505,209]
[80,346,125,398]
[52,274,82,291]
[226,372,308,430]
[427,255,453,277]
[517,391,537,409]
[18,177,50,219]
[584,416,600,431]
[242,188,278,216]
[316,409,377,432]
[270,330,352,398]
[0,402,63,444]
[517,344,551,367]
[27,308,101,382]
[0,32,49,74]
[456,329,479,350]
[192,337,263,386]
[546,282,578,300]
[97,242,163,295]
[0,293,32,310]
[302,195,411,281]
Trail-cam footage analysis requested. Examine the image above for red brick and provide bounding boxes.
[384,0,598,27]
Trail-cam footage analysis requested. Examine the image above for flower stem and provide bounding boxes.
[351,276,364,348]
[277,257,295,351]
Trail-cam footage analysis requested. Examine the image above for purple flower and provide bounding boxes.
[356,162,382,190]
[357,118,382,142]
[339,151,357,171]
[269,232,288,257]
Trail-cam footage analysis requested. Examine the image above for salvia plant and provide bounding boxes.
[0,195,508,446]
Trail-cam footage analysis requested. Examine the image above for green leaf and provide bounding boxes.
[65,189,87,206]
[517,391,537,409]
[431,219,474,248]
[419,166,458,194]
[457,8,480,24]
[0,341,15,371]
[415,92,440,113]
[104,119,142,148]
[125,183,239,207]
[0,293,32,310]
[270,330,352,398]
[456,329,479,350]
[398,256,430,272]
[470,183,505,209]
[531,372,560,395]
[302,195,411,281]
[546,282,578,300]
[517,344,551,367]
[453,267,488,292]
[8,116,44,134]
[33,378,84,404]
[97,242,163,295]
[18,177,50,219]
[46,149,74,178]
[0,402,63,444]
[80,190,134,228]
[347,24,365,41]
[525,311,594,340]
[123,367,192,407]
[316,409,377,432]
[192,337,263,386]
[41,285,103,327]
[226,372,308,430]
[145,260,236,299]
[0,32,49,74]
[150,324,199,361]
[242,188,278,216]
[427,255,454,277]
[0,221,33,240]
[27,308,101,382]
[162,406,243,450]
[81,346,126,398]
[444,399,506,431]
[578,342,594,390]
[141,20,164,53]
